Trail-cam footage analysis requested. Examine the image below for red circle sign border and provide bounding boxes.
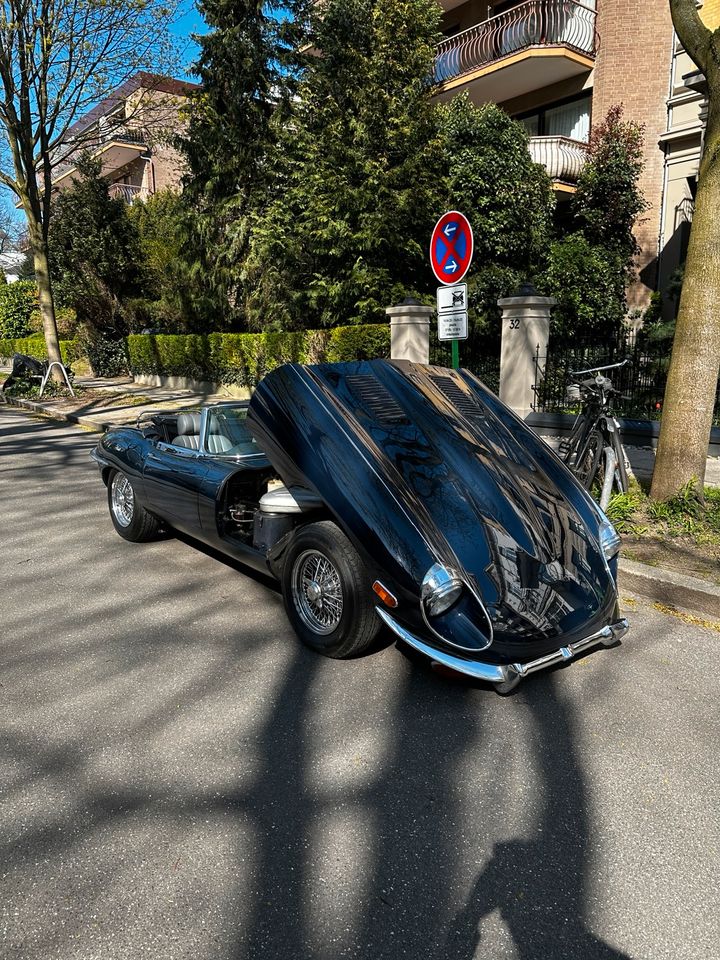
[430,210,474,285]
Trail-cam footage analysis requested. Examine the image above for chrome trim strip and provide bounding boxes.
[377,607,629,686]
[90,448,110,468]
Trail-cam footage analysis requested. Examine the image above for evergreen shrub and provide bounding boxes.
[0,334,82,365]
[126,325,390,386]
[0,281,39,339]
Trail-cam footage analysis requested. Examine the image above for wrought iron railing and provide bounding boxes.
[529,334,720,425]
[528,135,589,184]
[435,1,598,86]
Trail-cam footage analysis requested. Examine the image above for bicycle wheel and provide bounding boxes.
[611,429,629,494]
[574,430,603,489]
[563,415,592,469]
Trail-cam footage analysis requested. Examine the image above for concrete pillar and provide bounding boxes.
[386,298,432,364]
[498,285,555,420]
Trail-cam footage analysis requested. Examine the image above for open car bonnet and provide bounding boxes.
[247,361,617,649]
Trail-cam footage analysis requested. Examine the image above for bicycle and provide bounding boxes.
[560,360,630,510]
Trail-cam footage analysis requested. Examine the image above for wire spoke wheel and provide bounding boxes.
[111,473,135,528]
[292,549,344,635]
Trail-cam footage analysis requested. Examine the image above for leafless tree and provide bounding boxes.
[0,0,179,376]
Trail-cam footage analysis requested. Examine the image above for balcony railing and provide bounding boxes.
[52,125,147,181]
[108,183,150,204]
[528,135,588,184]
[435,1,598,86]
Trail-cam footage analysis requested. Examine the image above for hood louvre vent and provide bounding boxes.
[346,375,409,425]
[429,375,483,418]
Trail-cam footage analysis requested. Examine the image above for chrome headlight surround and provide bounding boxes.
[421,562,463,617]
[599,514,621,560]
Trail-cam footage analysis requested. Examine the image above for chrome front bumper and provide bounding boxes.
[376,608,629,692]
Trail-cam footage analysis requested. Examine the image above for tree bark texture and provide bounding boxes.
[652,2,720,499]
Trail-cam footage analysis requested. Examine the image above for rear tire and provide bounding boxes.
[107,469,160,542]
[281,521,380,659]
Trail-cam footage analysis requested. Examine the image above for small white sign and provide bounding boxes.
[437,283,468,315]
[438,310,468,342]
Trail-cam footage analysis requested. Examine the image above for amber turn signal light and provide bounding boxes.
[372,580,398,608]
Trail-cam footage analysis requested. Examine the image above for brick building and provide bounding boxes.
[435,0,716,312]
[51,73,198,204]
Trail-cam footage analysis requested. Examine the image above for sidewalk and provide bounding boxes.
[1,370,242,432]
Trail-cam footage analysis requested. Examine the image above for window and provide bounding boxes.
[516,94,591,142]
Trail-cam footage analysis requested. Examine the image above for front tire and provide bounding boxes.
[281,521,380,659]
[107,469,160,542]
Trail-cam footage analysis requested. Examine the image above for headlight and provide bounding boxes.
[422,563,463,616]
[599,516,621,560]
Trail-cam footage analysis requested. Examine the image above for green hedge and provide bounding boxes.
[127,325,390,387]
[0,281,39,339]
[0,334,82,366]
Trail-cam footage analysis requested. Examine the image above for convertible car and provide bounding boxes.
[91,360,628,693]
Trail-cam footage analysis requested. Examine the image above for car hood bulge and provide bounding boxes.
[248,360,615,643]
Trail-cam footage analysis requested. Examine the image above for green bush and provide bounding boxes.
[127,324,390,387]
[0,281,39,339]
[0,334,82,366]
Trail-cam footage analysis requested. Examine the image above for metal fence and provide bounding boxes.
[532,333,720,423]
[430,328,501,394]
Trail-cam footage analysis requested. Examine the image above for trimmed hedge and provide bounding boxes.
[127,325,390,387]
[0,334,82,366]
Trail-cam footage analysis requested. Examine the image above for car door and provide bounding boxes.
[142,441,210,532]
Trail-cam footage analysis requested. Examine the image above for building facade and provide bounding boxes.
[51,73,198,204]
[435,1,714,312]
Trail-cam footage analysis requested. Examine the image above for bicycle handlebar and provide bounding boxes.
[569,358,630,377]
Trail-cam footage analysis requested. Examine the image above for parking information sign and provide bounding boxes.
[436,282,468,341]
[430,211,473,285]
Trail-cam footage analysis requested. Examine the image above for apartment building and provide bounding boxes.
[51,72,198,204]
[435,1,716,311]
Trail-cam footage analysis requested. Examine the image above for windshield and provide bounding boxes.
[205,405,263,457]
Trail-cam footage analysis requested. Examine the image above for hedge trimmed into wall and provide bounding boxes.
[0,334,82,366]
[127,325,390,387]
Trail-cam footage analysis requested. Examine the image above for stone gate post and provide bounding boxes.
[498,283,555,420]
[387,297,432,364]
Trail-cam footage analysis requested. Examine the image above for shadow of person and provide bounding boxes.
[442,676,633,960]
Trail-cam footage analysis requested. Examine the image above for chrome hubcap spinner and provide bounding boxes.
[292,550,344,635]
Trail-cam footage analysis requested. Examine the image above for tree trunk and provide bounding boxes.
[27,217,63,383]
[650,136,720,499]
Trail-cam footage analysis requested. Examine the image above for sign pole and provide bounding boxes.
[451,340,460,370]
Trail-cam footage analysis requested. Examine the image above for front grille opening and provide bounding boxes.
[346,375,409,425]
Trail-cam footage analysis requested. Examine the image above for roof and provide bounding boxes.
[65,72,200,139]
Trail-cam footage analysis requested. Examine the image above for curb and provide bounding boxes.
[618,557,720,619]
[4,396,106,432]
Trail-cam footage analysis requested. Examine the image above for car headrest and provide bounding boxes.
[176,413,201,436]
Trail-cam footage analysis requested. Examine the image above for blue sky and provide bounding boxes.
[173,1,209,79]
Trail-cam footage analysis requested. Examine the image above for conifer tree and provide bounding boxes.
[244,0,445,328]
[179,0,308,324]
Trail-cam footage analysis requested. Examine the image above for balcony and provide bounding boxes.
[108,183,151,204]
[52,125,148,188]
[435,1,597,105]
[528,135,588,191]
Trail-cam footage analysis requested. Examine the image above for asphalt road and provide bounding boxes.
[1,407,718,960]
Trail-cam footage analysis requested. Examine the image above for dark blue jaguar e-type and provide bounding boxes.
[92,360,628,693]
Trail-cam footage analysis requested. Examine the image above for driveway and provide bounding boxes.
[1,408,718,960]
